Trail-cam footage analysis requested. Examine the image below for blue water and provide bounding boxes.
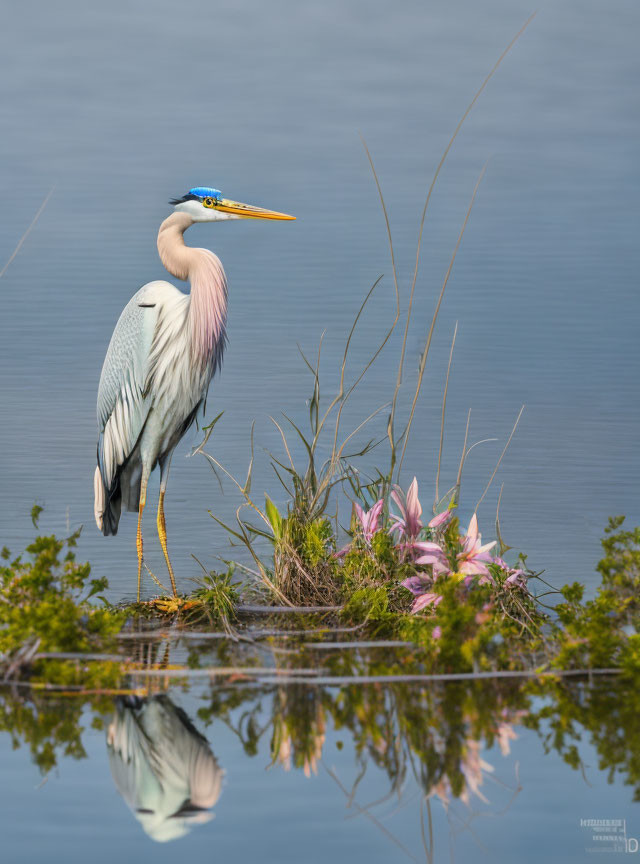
[0,0,639,857]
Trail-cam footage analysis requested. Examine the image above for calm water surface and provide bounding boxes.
[0,0,639,858]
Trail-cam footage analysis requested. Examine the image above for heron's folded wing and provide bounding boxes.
[96,285,162,490]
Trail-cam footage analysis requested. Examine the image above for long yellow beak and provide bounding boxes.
[214,198,295,220]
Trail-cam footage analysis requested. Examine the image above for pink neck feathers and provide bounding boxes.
[157,212,228,361]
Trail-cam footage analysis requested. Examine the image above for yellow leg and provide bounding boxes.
[157,489,177,597]
[136,488,146,603]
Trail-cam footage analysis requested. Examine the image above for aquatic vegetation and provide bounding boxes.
[547,518,640,675]
[193,476,640,678]
[0,508,123,686]
[2,504,640,689]
[188,563,241,627]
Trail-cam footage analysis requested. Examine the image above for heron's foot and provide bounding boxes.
[146,595,200,616]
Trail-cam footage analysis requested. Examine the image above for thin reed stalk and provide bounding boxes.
[0,187,54,281]
[435,322,458,508]
[475,405,525,512]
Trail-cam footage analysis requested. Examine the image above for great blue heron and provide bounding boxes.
[94,186,294,599]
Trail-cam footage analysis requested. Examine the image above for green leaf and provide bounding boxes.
[265,496,283,539]
[202,410,225,433]
[86,577,109,599]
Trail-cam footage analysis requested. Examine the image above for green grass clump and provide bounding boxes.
[190,563,241,626]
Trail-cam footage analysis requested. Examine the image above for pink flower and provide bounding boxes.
[413,541,449,572]
[456,513,496,578]
[411,592,443,614]
[493,555,529,591]
[432,625,442,640]
[477,573,494,586]
[389,477,422,539]
[401,575,430,596]
[428,510,453,530]
[505,569,527,590]
[336,498,385,556]
[401,574,444,613]
[354,498,384,543]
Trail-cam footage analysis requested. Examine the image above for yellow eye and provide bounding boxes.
[203,197,216,209]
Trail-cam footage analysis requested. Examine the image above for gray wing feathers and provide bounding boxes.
[97,287,157,493]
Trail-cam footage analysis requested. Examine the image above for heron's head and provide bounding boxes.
[169,186,295,222]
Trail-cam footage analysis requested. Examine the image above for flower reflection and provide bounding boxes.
[426,719,520,809]
[106,694,224,842]
[495,720,518,756]
[271,687,326,777]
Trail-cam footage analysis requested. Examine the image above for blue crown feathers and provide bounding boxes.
[169,187,223,206]
[189,186,222,199]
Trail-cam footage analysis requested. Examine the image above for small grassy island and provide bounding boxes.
[1,504,639,688]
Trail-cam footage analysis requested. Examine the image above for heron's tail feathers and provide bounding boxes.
[94,466,104,531]
[94,465,122,536]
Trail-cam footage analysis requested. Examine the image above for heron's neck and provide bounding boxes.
[157,212,228,361]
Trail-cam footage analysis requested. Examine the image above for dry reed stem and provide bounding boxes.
[456,408,472,492]
[329,275,385,456]
[475,405,524,513]
[435,321,458,507]
[0,186,54,280]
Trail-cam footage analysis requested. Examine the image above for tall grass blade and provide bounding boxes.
[434,321,458,509]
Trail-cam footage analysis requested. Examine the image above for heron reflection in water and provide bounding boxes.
[106,694,223,842]
[93,187,295,599]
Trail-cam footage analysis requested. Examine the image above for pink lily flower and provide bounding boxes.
[505,569,527,590]
[428,509,453,530]
[401,575,431,596]
[389,477,422,539]
[411,592,443,614]
[456,513,496,578]
[354,498,384,544]
[401,573,443,613]
[477,573,494,586]
[335,497,385,557]
[413,541,449,572]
